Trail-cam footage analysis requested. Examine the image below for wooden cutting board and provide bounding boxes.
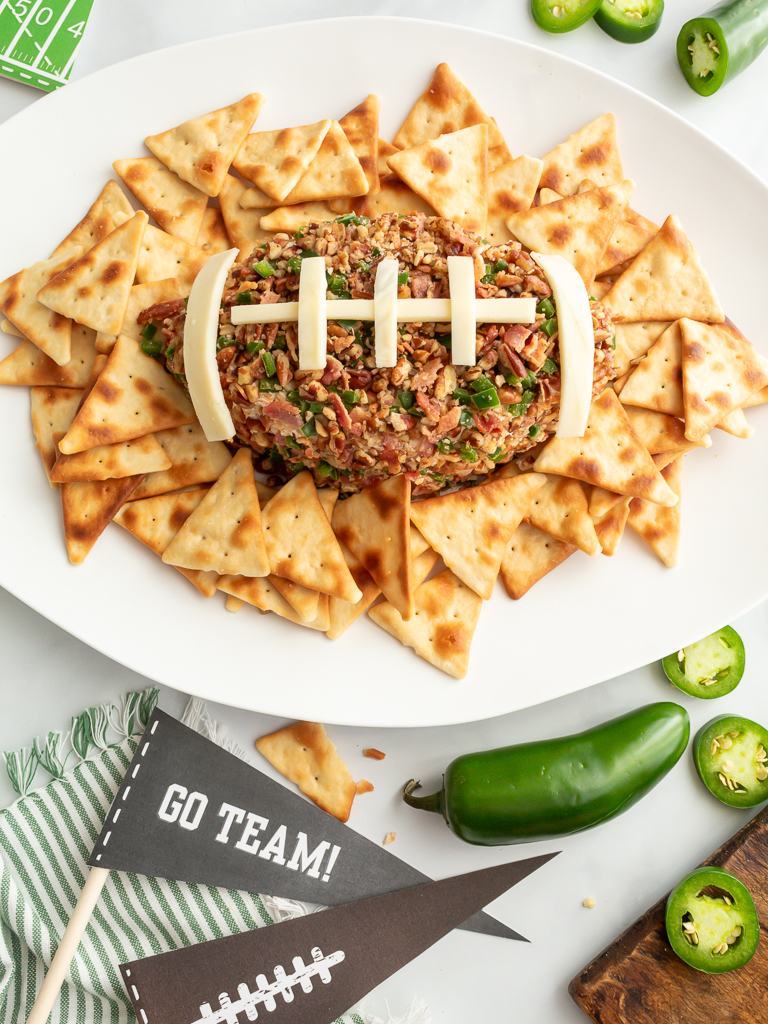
[569,804,768,1024]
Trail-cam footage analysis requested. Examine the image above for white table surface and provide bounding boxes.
[2,2,768,1022]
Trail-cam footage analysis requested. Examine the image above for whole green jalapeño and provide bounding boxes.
[662,626,745,699]
[666,867,759,973]
[402,703,689,845]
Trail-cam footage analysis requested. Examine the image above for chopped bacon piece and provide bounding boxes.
[137,298,185,323]
[262,399,303,432]
[437,406,462,434]
[503,324,532,353]
[329,393,352,431]
[411,358,442,391]
[416,391,441,422]
[411,273,431,298]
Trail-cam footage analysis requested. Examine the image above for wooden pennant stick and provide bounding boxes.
[26,866,110,1024]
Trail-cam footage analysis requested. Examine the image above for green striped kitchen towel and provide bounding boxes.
[0,690,426,1024]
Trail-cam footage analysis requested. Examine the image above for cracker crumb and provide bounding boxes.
[363,748,386,760]
[356,779,374,794]
[383,831,396,845]
[583,897,596,909]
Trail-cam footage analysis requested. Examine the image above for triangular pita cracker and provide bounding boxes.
[716,406,754,439]
[30,385,83,482]
[271,488,338,622]
[329,173,435,221]
[500,521,576,599]
[135,223,209,295]
[619,321,685,416]
[145,93,265,197]
[506,181,635,287]
[387,124,488,234]
[409,473,546,599]
[624,404,711,455]
[612,320,670,377]
[50,430,171,483]
[533,388,678,506]
[51,180,134,258]
[256,722,358,823]
[259,203,335,235]
[627,455,683,566]
[680,317,768,441]
[58,334,196,453]
[1,318,22,337]
[281,121,369,205]
[486,155,543,245]
[368,568,483,679]
[539,114,623,196]
[238,183,277,210]
[113,490,220,596]
[338,95,380,196]
[592,494,632,555]
[0,322,97,387]
[393,63,510,172]
[597,206,658,277]
[61,474,145,564]
[495,462,599,555]
[196,207,232,255]
[261,471,361,602]
[232,119,332,203]
[38,213,148,334]
[326,538,438,641]
[218,175,274,261]
[217,573,328,631]
[332,474,414,620]
[162,447,269,576]
[128,423,232,500]
[113,157,208,244]
[602,215,724,323]
[0,247,81,365]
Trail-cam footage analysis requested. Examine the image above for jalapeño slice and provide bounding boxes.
[594,0,664,43]
[662,626,744,699]
[694,715,768,808]
[666,867,759,973]
[531,0,602,32]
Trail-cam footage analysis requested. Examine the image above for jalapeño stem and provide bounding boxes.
[402,779,444,814]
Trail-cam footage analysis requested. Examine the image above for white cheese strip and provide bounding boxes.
[298,255,328,371]
[232,297,535,325]
[183,247,238,442]
[446,256,477,365]
[374,257,399,368]
[530,251,593,438]
[231,301,299,324]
